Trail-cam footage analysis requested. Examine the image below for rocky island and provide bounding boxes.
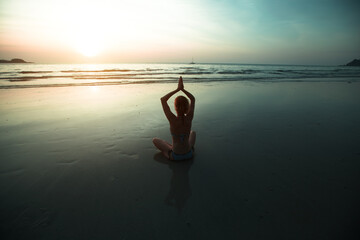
[345,59,360,66]
[0,58,32,63]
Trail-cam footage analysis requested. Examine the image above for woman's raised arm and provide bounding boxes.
[160,89,178,122]
[160,77,184,121]
[180,77,195,119]
[161,76,183,103]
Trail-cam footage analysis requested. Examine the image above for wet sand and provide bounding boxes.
[1,81,360,239]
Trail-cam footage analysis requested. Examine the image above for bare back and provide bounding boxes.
[169,115,192,154]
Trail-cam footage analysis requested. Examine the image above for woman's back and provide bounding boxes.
[170,116,192,154]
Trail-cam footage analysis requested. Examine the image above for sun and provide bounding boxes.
[76,40,101,57]
[67,3,106,58]
[72,26,104,57]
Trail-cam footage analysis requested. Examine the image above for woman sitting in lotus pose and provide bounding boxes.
[153,76,196,160]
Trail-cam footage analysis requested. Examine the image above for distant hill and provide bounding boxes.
[345,59,360,66]
[0,58,32,63]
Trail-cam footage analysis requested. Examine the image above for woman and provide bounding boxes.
[153,76,196,160]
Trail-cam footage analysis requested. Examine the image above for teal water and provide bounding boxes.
[1,63,360,88]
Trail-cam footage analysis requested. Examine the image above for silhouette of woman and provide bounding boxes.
[153,76,196,160]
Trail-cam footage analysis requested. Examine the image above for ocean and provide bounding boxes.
[1,63,359,89]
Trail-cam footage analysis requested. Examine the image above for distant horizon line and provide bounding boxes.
[0,60,347,67]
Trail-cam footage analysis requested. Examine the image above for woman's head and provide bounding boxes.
[174,96,189,116]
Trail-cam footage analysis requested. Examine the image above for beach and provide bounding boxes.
[1,81,360,239]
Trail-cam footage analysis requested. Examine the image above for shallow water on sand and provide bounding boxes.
[1,82,360,239]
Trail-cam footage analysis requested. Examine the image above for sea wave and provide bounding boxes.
[1,63,360,89]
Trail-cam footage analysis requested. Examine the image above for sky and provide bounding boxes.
[0,0,359,65]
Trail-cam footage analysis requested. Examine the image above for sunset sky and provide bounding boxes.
[0,0,359,65]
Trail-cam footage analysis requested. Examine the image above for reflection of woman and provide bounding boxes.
[153,76,196,160]
[165,159,193,212]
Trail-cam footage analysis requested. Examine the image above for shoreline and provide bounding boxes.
[1,77,360,90]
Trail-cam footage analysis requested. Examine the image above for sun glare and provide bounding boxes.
[2,0,199,60]
[76,39,101,57]
[60,0,192,58]
[65,1,108,57]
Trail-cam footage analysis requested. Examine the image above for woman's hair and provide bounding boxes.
[174,96,189,116]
